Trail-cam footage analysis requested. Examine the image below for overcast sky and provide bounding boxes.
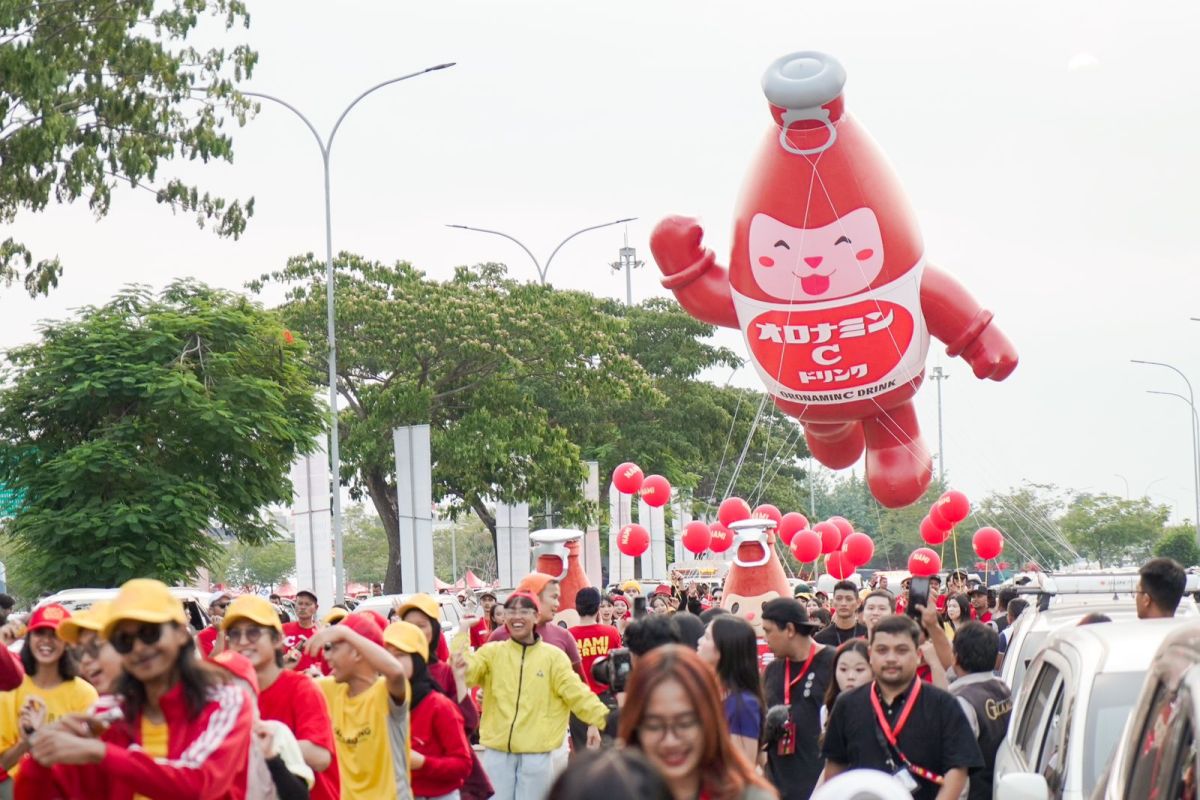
[4,0,1199,523]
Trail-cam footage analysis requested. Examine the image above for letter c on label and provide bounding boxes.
[812,344,842,366]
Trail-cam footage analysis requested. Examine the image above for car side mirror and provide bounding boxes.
[996,773,1049,800]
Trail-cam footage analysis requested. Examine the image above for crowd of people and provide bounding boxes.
[0,557,1185,799]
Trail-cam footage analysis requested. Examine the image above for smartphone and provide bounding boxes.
[633,596,648,619]
[907,577,931,619]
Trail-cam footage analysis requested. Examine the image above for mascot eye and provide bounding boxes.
[834,235,851,245]
[773,240,790,249]
[731,602,741,614]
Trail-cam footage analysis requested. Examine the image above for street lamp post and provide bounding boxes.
[446,219,636,285]
[1133,359,1200,545]
[247,63,455,602]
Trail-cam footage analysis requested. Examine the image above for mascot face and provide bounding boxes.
[748,207,885,301]
[724,590,782,636]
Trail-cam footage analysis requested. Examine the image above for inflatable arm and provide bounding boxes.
[650,216,739,329]
[921,264,1018,381]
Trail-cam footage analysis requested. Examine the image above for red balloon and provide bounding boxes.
[708,523,735,553]
[814,521,842,555]
[752,504,783,527]
[920,516,950,546]
[640,475,672,508]
[718,497,752,527]
[777,512,809,546]
[938,490,971,524]
[828,516,854,539]
[617,524,650,557]
[908,547,942,577]
[790,530,821,562]
[928,503,954,532]
[681,521,712,555]
[842,532,875,567]
[972,527,1004,560]
[611,462,644,494]
[825,551,856,579]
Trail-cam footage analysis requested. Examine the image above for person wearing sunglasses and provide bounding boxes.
[305,613,413,800]
[56,602,122,696]
[0,604,98,792]
[197,592,231,658]
[222,594,339,800]
[18,579,255,800]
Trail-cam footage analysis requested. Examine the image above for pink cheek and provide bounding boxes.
[758,256,775,268]
[855,249,874,261]
[745,612,757,621]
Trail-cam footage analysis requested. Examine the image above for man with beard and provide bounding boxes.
[822,615,981,800]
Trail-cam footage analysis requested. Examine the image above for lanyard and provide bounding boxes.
[784,644,822,704]
[870,679,922,746]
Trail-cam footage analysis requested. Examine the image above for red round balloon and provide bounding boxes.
[790,530,821,562]
[842,532,875,567]
[752,503,783,527]
[611,462,644,494]
[928,503,954,532]
[939,490,971,524]
[814,521,842,555]
[908,547,942,577]
[708,523,735,553]
[718,497,752,527]
[920,516,950,546]
[640,474,672,508]
[972,527,1004,560]
[617,524,650,557]
[681,521,712,555]
[828,516,854,539]
[825,550,856,579]
[777,512,809,546]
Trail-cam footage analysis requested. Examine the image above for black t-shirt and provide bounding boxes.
[822,680,984,800]
[763,645,836,800]
[813,621,867,647]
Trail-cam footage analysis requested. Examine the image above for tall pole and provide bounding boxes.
[1133,359,1200,547]
[929,366,949,483]
[610,227,644,306]
[446,218,636,285]
[244,62,455,603]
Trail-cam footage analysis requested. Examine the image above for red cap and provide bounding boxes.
[209,651,260,695]
[653,584,673,596]
[342,612,385,648]
[28,604,70,633]
[504,591,543,616]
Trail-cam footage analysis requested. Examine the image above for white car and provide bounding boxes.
[994,617,1189,800]
[36,587,213,633]
[351,593,466,637]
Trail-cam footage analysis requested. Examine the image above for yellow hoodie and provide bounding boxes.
[466,635,608,753]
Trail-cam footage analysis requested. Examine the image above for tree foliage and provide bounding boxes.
[1061,492,1170,567]
[433,516,497,584]
[342,503,387,587]
[1154,525,1200,568]
[211,537,295,590]
[0,281,324,592]
[0,0,257,294]
[965,483,1074,570]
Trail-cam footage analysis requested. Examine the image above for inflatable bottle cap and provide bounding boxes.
[728,517,774,568]
[761,51,847,156]
[529,528,582,580]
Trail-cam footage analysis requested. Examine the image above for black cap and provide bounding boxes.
[761,597,823,635]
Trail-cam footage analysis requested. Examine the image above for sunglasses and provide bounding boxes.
[226,626,269,644]
[111,623,167,654]
[72,640,104,660]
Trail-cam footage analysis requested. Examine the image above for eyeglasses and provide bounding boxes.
[111,623,166,654]
[226,626,269,644]
[639,714,701,741]
[72,640,104,660]
[505,608,537,618]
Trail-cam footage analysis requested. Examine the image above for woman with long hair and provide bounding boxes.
[18,579,254,799]
[821,639,872,730]
[598,595,617,628]
[618,645,776,800]
[941,594,971,640]
[697,615,765,767]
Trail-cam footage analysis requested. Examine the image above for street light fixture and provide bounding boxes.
[246,62,456,602]
[1133,359,1200,544]
[446,218,637,285]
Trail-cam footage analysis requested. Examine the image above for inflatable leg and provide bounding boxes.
[801,420,865,470]
[862,402,932,508]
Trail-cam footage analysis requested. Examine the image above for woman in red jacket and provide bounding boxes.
[383,621,471,800]
[16,579,254,800]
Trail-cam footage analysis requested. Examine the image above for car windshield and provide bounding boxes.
[1084,671,1146,795]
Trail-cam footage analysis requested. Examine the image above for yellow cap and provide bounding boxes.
[101,579,188,640]
[323,607,349,625]
[58,601,112,645]
[620,580,641,594]
[394,594,439,624]
[383,621,429,661]
[221,595,283,634]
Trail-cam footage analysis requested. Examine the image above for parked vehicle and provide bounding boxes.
[994,618,1189,800]
[352,592,466,637]
[36,587,212,632]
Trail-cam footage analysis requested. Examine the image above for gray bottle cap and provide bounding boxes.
[761,51,847,111]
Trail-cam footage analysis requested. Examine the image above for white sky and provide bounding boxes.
[3,0,1199,521]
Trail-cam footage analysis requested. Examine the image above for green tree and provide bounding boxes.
[433,517,498,584]
[0,281,325,594]
[211,538,295,590]
[1154,525,1200,568]
[1061,493,1169,567]
[967,483,1073,570]
[342,503,387,586]
[0,0,257,294]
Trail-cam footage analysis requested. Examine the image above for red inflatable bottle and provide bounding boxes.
[651,51,1017,508]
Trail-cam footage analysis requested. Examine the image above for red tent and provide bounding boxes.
[463,570,485,589]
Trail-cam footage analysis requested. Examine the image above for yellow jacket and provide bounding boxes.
[466,635,608,753]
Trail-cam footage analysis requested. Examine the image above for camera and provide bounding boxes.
[591,647,633,693]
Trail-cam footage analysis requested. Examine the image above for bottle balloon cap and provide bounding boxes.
[761,51,846,111]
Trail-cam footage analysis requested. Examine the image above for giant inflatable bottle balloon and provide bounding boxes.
[651,52,1018,507]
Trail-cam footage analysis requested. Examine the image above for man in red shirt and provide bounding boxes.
[282,589,328,675]
[969,586,994,625]
[223,593,340,800]
[196,591,230,656]
[568,588,621,695]
[468,591,497,649]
